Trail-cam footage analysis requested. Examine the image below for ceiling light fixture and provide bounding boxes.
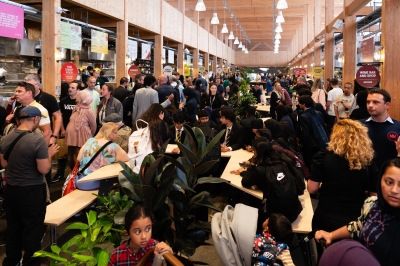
[277,0,288,9]
[221,7,228,33]
[275,23,283,33]
[228,13,235,40]
[238,41,242,48]
[275,33,281,39]
[234,37,239,44]
[274,39,280,44]
[210,0,219,24]
[276,11,285,23]
[245,48,249,54]
[195,0,206,11]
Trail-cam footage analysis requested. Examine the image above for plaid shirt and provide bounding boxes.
[108,238,158,266]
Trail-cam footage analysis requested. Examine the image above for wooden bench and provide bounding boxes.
[44,189,98,245]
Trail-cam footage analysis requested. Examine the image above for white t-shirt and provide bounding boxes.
[333,93,355,118]
[327,87,343,116]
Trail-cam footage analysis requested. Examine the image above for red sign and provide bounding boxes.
[128,65,140,78]
[60,62,78,82]
[356,65,380,88]
[294,68,307,76]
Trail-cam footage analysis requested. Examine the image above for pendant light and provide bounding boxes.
[195,0,206,11]
[221,7,228,33]
[234,37,239,44]
[274,39,280,44]
[274,50,279,53]
[275,23,283,33]
[228,13,235,40]
[238,41,242,48]
[275,33,281,39]
[276,11,285,23]
[245,48,249,54]
[277,0,288,9]
[210,0,219,24]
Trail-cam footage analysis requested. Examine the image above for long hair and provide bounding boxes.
[328,119,374,170]
[95,122,119,140]
[311,78,323,92]
[137,103,165,151]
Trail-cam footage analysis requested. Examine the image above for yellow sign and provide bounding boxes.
[312,67,324,79]
[199,66,205,73]
[91,29,108,54]
[184,64,190,76]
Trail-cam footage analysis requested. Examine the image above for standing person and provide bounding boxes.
[350,90,370,120]
[360,89,400,169]
[0,106,59,266]
[97,84,123,127]
[92,69,105,90]
[156,74,178,106]
[170,75,185,104]
[81,66,93,84]
[219,108,244,152]
[325,78,343,133]
[113,77,130,103]
[270,82,284,120]
[131,74,145,96]
[311,78,326,109]
[200,84,225,122]
[52,80,78,183]
[99,70,109,83]
[65,90,97,171]
[182,88,198,125]
[85,76,101,113]
[216,78,225,97]
[250,83,262,103]
[228,76,239,97]
[334,82,355,121]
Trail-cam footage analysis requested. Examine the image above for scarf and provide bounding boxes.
[72,104,91,131]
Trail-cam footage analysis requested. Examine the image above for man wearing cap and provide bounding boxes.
[0,106,59,266]
[103,113,131,153]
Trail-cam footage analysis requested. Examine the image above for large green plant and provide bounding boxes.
[117,124,227,257]
[229,70,258,120]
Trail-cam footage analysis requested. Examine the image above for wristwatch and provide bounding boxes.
[51,135,57,139]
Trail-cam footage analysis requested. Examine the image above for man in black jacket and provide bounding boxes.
[219,108,244,152]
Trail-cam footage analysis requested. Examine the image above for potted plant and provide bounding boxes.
[229,70,258,120]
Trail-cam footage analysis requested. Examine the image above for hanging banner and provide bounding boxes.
[0,2,24,39]
[199,66,205,73]
[294,68,307,76]
[162,48,166,62]
[312,67,324,79]
[128,40,138,60]
[184,64,190,76]
[362,37,374,62]
[356,65,380,88]
[141,43,151,60]
[168,50,174,64]
[61,22,82,50]
[163,65,173,76]
[91,29,108,54]
[199,57,203,66]
[128,65,140,79]
[60,62,78,82]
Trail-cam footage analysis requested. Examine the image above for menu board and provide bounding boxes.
[141,43,151,60]
[0,2,24,39]
[163,48,166,61]
[61,22,82,50]
[91,29,108,54]
[168,50,174,64]
[128,40,137,59]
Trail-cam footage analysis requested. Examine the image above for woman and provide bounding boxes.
[77,122,128,175]
[184,77,194,89]
[264,119,289,150]
[311,78,326,109]
[136,103,168,152]
[275,105,294,134]
[315,157,400,266]
[182,88,198,125]
[65,90,97,170]
[350,90,370,120]
[309,120,378,234]
[97,84,123,126]
[270,82,285,120]
[200,84,225,122]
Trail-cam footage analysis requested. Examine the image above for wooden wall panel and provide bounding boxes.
[208,34,217,55]
[198,27,209,53]
[127,0,161,34]
[162,2,183,42]
[183,17,197,48]
[217,40,223,58]
[71,0,124,20]
[223,44,228,61]
[235,51,288,66]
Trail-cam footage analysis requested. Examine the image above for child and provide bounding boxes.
[252,213,295,266]
[108,204,172,266]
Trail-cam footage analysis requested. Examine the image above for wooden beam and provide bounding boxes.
[345,0,372,16]
[115,0,128,80]
[249,42,263,51]
[342,0,357,83]
[326,11,344,33]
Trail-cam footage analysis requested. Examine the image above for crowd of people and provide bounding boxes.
[1,67,400,266]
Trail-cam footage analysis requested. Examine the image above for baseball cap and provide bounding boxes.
[18,106,44,119]
[103,113,122,123]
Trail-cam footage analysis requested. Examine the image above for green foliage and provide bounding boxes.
[118,125,227,257]
[229,70,258,120]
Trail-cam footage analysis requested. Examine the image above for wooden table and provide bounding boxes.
[256,103,270,112]
[77,163,123,183]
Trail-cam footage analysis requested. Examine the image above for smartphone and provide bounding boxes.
[239,162,248,167]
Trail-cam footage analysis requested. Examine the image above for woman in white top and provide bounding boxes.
[311,78,326,109]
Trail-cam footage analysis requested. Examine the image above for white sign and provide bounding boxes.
[141,43,151,60]
[168,50,174,64]
[60,22,82,50]
[128,40,137,59]
[217,67,222,74]
[162,48,166,61]
[163,65,173,76]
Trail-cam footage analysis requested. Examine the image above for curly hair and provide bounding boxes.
[328,119,374,170]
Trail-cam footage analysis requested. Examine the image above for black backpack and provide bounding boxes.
[309,110,329,150]
[265,161,303,222]
[272,144,309,180]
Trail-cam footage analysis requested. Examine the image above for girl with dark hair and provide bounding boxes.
[136,103,168,152]
[200,84,225,122]
[182,88,198,125]
[275,105,294,134]
[264,119,290,150]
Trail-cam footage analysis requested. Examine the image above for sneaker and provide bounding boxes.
[51,174,63,183]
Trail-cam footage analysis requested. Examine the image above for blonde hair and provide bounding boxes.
[328,119,374,170]
[311,78,323,92]
[95,122,119,140]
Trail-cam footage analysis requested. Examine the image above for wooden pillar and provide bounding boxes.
[73,51,79,67]
[193,49,199,76]
[204,52,209,71]
[213,55,217,74]
[314,43,321,67]
[177,43,184,74]
[154,35,163,78]
[381,0,400,119]
[116,0,128,80]
[307,48,313,75]
[314,0,321,68]
[324,0,335,79]
[42,0,61,96]
[343,0,357,84]
[303,15,308,50]
[307,4,314,45]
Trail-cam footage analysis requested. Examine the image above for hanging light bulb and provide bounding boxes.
[238,42,242,48]
[228,31,235,40]
[274,44,280,48]
[275,23,283,33]
[274,39,280,44]
[275,33,281,39]
[234,37,239,44]
[277,0,288,9]
[245,48,249,54]
[211,13,219,24]
[276,11,285,23]
[195,0,206,11]
[221,23,228,33]
[274,50,279,53]
[242,45,246,51]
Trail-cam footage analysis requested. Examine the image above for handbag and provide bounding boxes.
[62,161,80,196]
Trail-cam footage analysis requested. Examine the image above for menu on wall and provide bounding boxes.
[199,57,203,66]
[128,40,138,59]
[61,21,82,50]
[91,29,108,54]
[0,2,24,39]
[141,43,151,60]
[162,48,166,61]
[168,50,174,64]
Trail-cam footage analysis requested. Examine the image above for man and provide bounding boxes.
[196,73,207,93]
[52,80,78,183]
[325,78,343,133]
[0,106,59,266]
[297,95,328,169]
[250,83,262,103]
[220,108,244,152]
[81,66,94,84]
[168,112,187,154]
[122,74,144,127]
[132,75,173,124]
[360,89,400,169]
[194,110,218,130]
[293,76,310,91]
[92,69,105,90]
[216,78,225,96]
[228,76,239,97]
[170,75,185,103]
[103,113,131,153]
[156,74,178,106]
[334,82,354,121]
[114,77,130,103]
[240,106,258,150]
[131,74,145,96]
[85,76,101,113]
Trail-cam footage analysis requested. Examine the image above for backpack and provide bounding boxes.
[128,119,153,174]
[272,144,309,180]
[309,110,329,150]
[265,161,303,222]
